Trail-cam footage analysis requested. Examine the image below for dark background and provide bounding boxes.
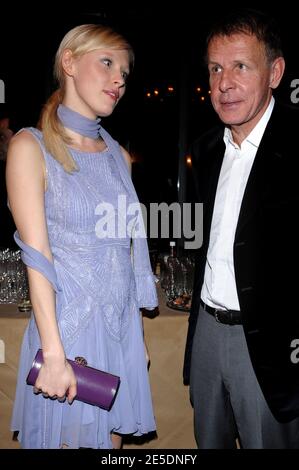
[0,2,298,250]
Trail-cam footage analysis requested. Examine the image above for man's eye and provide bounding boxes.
[210,65,222,74]
[237,63,246,70]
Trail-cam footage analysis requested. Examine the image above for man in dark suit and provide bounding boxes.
[184,9,299,448]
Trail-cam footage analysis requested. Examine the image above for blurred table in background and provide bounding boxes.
[0,285,196,449]
[134,285,196,449]
[0,304,29,448]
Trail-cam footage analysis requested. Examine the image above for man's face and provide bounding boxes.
[207,33,278,138]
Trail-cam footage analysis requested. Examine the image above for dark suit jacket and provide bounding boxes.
[183,101,299,423]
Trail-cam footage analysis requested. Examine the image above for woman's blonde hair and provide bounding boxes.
[40,24,134,173]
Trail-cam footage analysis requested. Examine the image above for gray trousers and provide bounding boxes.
[190,305,299,448]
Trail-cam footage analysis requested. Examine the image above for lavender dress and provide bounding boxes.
[11,125,158,449]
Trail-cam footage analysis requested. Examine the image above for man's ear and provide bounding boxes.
[270,56,285,89]
[0,118,9,129]
[61,49,75,77]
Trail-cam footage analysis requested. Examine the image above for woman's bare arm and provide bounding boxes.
[6,131,76,401]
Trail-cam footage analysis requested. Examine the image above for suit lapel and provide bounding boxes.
[202,136,225,243]
[205,139,225,215]
[235,109,279,239]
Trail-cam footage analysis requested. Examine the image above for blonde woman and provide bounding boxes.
[7,24,157,449]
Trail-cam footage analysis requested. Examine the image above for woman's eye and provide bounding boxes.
[102,58,112,67]
[122,71,129,81]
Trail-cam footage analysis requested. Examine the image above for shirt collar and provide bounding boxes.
[224,97,275,149]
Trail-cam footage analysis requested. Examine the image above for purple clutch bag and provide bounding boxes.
[26,349,120,411]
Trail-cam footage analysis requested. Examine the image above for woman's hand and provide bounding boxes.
[34,354,77,404]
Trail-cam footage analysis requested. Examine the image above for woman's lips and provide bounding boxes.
[103,90,119,102]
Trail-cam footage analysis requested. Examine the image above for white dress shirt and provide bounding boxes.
[201,97,275,310]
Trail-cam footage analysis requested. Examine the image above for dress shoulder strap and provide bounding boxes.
[15,127,48,160]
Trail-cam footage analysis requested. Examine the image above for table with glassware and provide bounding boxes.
[138,284,196,449]
[156,248,195,313]
[0,304,30,448]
